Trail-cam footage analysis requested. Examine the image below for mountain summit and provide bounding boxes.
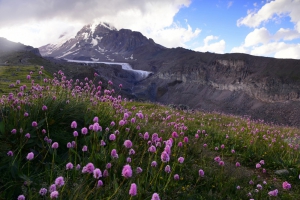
[39,22,165,62]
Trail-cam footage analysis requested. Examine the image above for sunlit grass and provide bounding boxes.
[0,65,52,94]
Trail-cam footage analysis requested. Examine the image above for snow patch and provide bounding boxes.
[91,38,98,46]
[56,49,79,58]
[91,58,99,61]
[96,36,103,41]
[99,22,117,31]
[90,23,97,35]
[82,32,89,40]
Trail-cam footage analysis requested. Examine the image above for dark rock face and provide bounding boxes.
[132,50,300,126]
[37,24,300,127]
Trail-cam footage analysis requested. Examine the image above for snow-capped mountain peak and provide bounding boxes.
[39,22,164,62]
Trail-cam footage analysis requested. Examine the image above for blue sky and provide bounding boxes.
[173,0,300,58]
[0,0,299,59]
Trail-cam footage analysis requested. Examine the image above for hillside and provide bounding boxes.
[0,68,299,199]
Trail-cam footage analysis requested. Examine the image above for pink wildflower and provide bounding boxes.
[151,193,160,200]
[214,156,221,163]
[148,145,156,153]
[183,136,189,143]
[32,121,38,127]
[81,127,88,135]
[129,183,137,196]
[165,165,171,173]
[136,167,143,174]
[129,148,135,155]
[39,188,47,196]
[26,152,34,160]
[42,105,47,111]
[199,169,205,177]
[7,151,13,156]
[144,132,149,140]
[111,149,118,158]
[161,151,170,162]
[49,184,56,192]
[82,145,88,152]
[282,181,291,190]
[119,120,125,126]
[72,131,78,137]
[17,195,25,200]
[50,191,59,199]
[109,134,116,141]
[55,176,64,187]
[97,180,103,188]
[122,164,132,178]
[52,142,59,149]
[268,189,278,196]
[93,116,99,123]
[66,162,73,170]
[124,140,133,148]
[93,168,102,179]
[260,160,265,165]
[71,121,77,129]
[178,157,184,163]
[151,161,157,167]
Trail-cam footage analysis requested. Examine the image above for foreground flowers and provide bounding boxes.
[1,69,298,199]
[282,181,292,190]
[122,164,132,178]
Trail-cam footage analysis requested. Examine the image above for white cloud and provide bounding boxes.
[144,23,201,48]
[194,35,226,53]
[237,0,300,31]
[273,28,300,41]
[227,1,233,8]
[231,45,249,54]
[0,20,82,47]
[231,27,300,59]
[249,42,300,59]
[274,44,300,59]
[0,0,200,48]
[233,0,300,59]
[244,27,271,47]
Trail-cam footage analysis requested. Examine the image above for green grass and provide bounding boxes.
[0,69,299,199]
[0,65,52,94]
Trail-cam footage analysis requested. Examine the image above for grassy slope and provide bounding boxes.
[0,68,299,199]
[0,65,52,94]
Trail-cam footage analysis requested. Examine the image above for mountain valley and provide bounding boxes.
[1,22,300,127]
